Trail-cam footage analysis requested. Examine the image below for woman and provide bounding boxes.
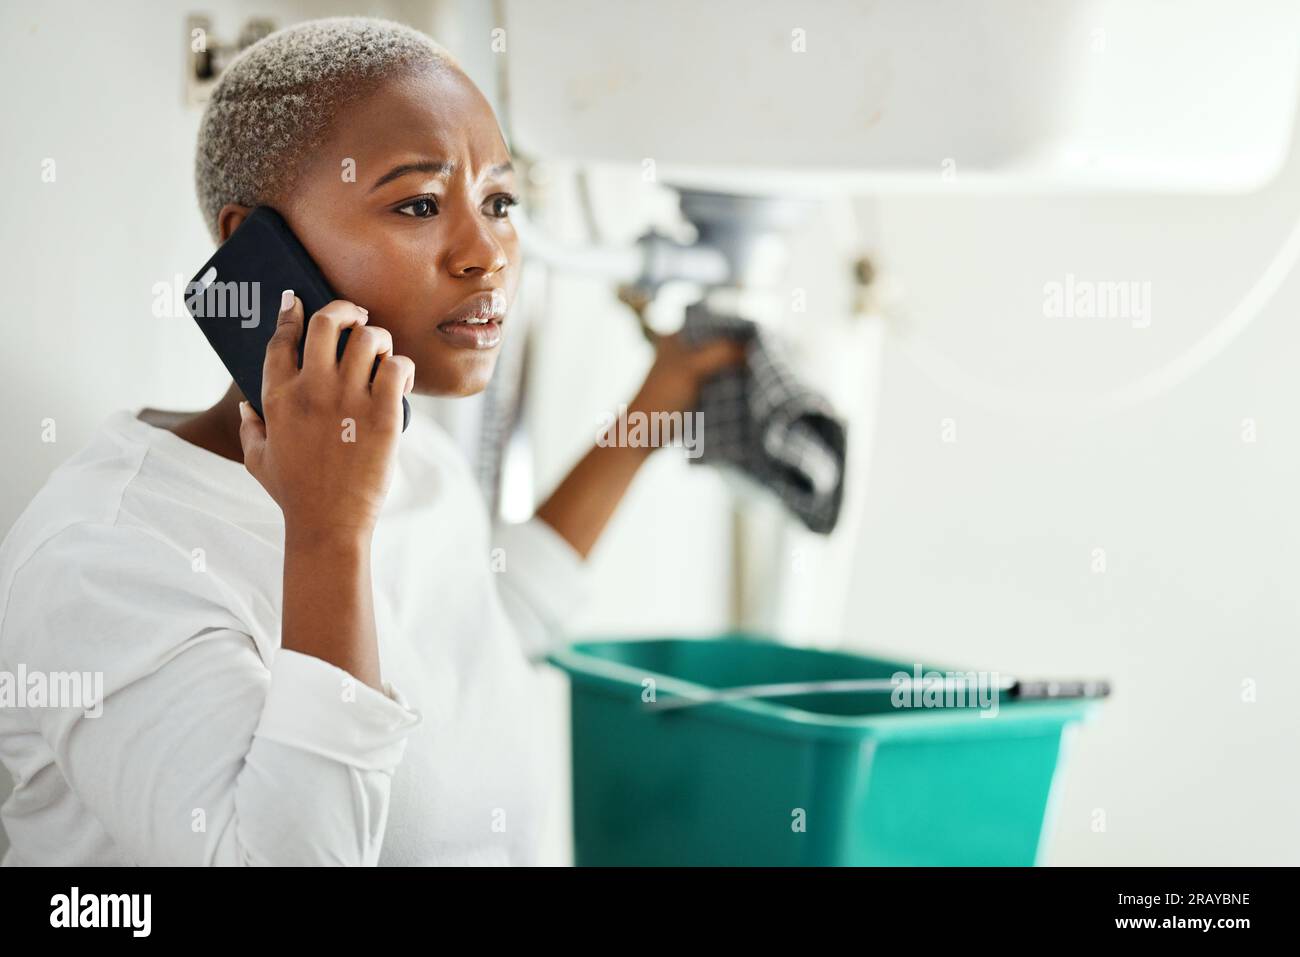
[0,17,739,865]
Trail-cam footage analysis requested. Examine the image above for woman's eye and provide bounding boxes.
[487,193,519,218]
[396,197,438,218]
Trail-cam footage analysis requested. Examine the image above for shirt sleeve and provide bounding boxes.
[0,522,422,866]
[490,515,592,663]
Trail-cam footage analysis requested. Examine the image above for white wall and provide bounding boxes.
[844,143,1300,866]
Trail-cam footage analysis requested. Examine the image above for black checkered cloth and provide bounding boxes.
[681,302,847,534]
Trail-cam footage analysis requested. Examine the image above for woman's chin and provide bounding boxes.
[412,354,501,398]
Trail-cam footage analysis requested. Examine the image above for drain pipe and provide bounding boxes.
[511,204,732,292]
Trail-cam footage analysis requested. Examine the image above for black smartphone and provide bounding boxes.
[183,205,410,431]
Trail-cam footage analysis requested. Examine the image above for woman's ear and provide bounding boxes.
[216,203,253,243]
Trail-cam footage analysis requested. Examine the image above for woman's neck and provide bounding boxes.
[148,381,247,464]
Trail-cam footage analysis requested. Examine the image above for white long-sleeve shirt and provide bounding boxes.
[0,407,590,865]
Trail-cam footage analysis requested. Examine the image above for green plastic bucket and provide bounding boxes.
[547,635,1100,866]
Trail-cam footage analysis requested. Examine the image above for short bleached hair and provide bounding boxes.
[195,16,458,242]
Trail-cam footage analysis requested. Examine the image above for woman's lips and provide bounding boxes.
[436,319,502,349]
[436,290,506,350]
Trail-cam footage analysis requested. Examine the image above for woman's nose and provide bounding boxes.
[446,216,509,278]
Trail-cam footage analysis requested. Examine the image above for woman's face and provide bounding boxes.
[274,66,520,397]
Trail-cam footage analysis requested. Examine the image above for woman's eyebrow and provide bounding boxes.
[369,159,514,192]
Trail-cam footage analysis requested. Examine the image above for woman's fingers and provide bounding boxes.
[263,290,304,388]
[339,324,394,393]
[237,400,266,465]
[302,299,368,376]
[263,294,407,427]
[688,337,748,377]
[371,353,415,422]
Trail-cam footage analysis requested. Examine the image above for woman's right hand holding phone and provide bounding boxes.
[238,290,413,539]
[237,290,414,692]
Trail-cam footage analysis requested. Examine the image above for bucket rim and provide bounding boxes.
[547,635,1100,742]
